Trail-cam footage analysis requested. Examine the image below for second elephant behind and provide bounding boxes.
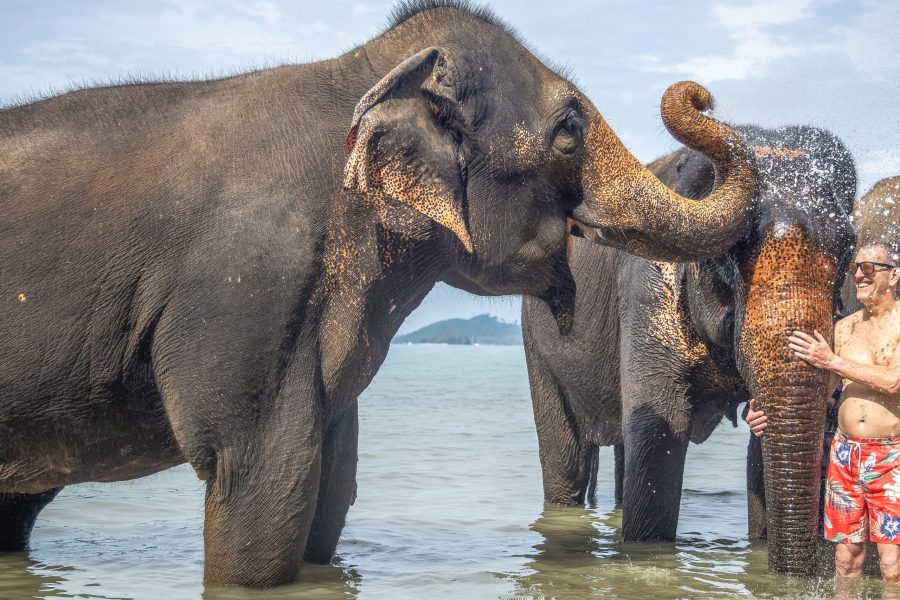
[840,176,900,314]
[522,125,856,577]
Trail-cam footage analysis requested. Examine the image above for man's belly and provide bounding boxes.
[839,382,900,438]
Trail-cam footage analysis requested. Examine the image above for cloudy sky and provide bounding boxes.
[3,0,898,332]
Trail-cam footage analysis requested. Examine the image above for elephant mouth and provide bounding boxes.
[568,218,636,249]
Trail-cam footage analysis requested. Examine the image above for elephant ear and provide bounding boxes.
[343,47,474,253]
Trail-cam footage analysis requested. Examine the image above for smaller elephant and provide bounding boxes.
[841,176,900,314]
[523,125,856,577]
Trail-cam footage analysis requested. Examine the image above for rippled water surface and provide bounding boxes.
[0,345,889,598]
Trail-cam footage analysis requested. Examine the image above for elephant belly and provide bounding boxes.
[567,384,622,446]
[0,393,186,493]
[0,449,185,494]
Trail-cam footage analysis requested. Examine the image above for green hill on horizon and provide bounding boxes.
[393,314,522,345]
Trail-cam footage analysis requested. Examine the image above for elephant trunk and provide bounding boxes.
[739,225,836,576]
[574,81,757,262]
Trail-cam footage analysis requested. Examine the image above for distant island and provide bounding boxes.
[393,314,523,345]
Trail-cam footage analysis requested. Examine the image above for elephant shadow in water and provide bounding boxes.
[0,545,361,600]
[0,553,67,600]
[509,506,622,599]
[510,506,807,598]
[522,124,857,576]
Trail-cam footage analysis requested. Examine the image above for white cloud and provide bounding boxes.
[654,0,834,82]
[341,0,385,16]
[669,31,832,81]
[0,2,361,102]
[18,40,112,69]
[233,1,283,26]
[858,150,900,192]
[650,0,899,86]
[837,0,900,80]
[711,0,820,28]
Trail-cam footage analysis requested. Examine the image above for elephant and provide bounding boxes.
[840,176,900,314]
[0,1,758,590]
[522,124,856,577]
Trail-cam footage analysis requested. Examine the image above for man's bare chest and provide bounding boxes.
[840,320,900,367]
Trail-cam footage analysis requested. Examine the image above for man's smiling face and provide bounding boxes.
[853,244,899,305]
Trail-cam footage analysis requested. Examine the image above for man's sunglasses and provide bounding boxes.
[849,261,897,276]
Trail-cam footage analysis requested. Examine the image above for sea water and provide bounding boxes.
[0,345,884,599]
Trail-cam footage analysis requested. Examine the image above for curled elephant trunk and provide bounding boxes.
[738,225,836,576]
[574,81,757,262]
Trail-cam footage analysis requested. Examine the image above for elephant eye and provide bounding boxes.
[552,111,583,155]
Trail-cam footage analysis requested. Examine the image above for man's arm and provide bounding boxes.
[789,330,900,396]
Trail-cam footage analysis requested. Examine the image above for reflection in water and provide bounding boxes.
[0,554,65,600]
[508,506,617,599]
[203,561,361,600]
[0,547,361,600]
[508,506,865,599]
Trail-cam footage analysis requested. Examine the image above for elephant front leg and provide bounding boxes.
[203,426,323,588]
[621,395,689,541]
[304,402,359,564]
[0,488,62,551]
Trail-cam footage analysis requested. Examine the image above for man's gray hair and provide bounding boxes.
[861,239,900,264]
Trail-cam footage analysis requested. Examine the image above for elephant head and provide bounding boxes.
[840,176,900,314]
[656,125,856,575]
[342,8,757,334]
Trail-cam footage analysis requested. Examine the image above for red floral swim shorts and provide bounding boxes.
[824,432,900,544]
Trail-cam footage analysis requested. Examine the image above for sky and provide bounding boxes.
[3,0,898,333]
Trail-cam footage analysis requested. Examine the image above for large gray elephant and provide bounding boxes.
[840,176,900,314]
[0,1,758,590]
[522,125,856,576]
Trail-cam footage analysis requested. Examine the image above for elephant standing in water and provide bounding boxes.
[0,1,758,589]
[841,176,900,314]
[523,125,856,576]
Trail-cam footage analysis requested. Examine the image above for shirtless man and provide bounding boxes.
[746,241,900,580]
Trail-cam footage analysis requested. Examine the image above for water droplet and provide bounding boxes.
[773,222,789,238]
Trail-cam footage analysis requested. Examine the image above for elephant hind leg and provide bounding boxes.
[526,349,593,505]
[613,443,624,507]
[0,488,62,552]
[586,444,599,506]
[305,403,359,564]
